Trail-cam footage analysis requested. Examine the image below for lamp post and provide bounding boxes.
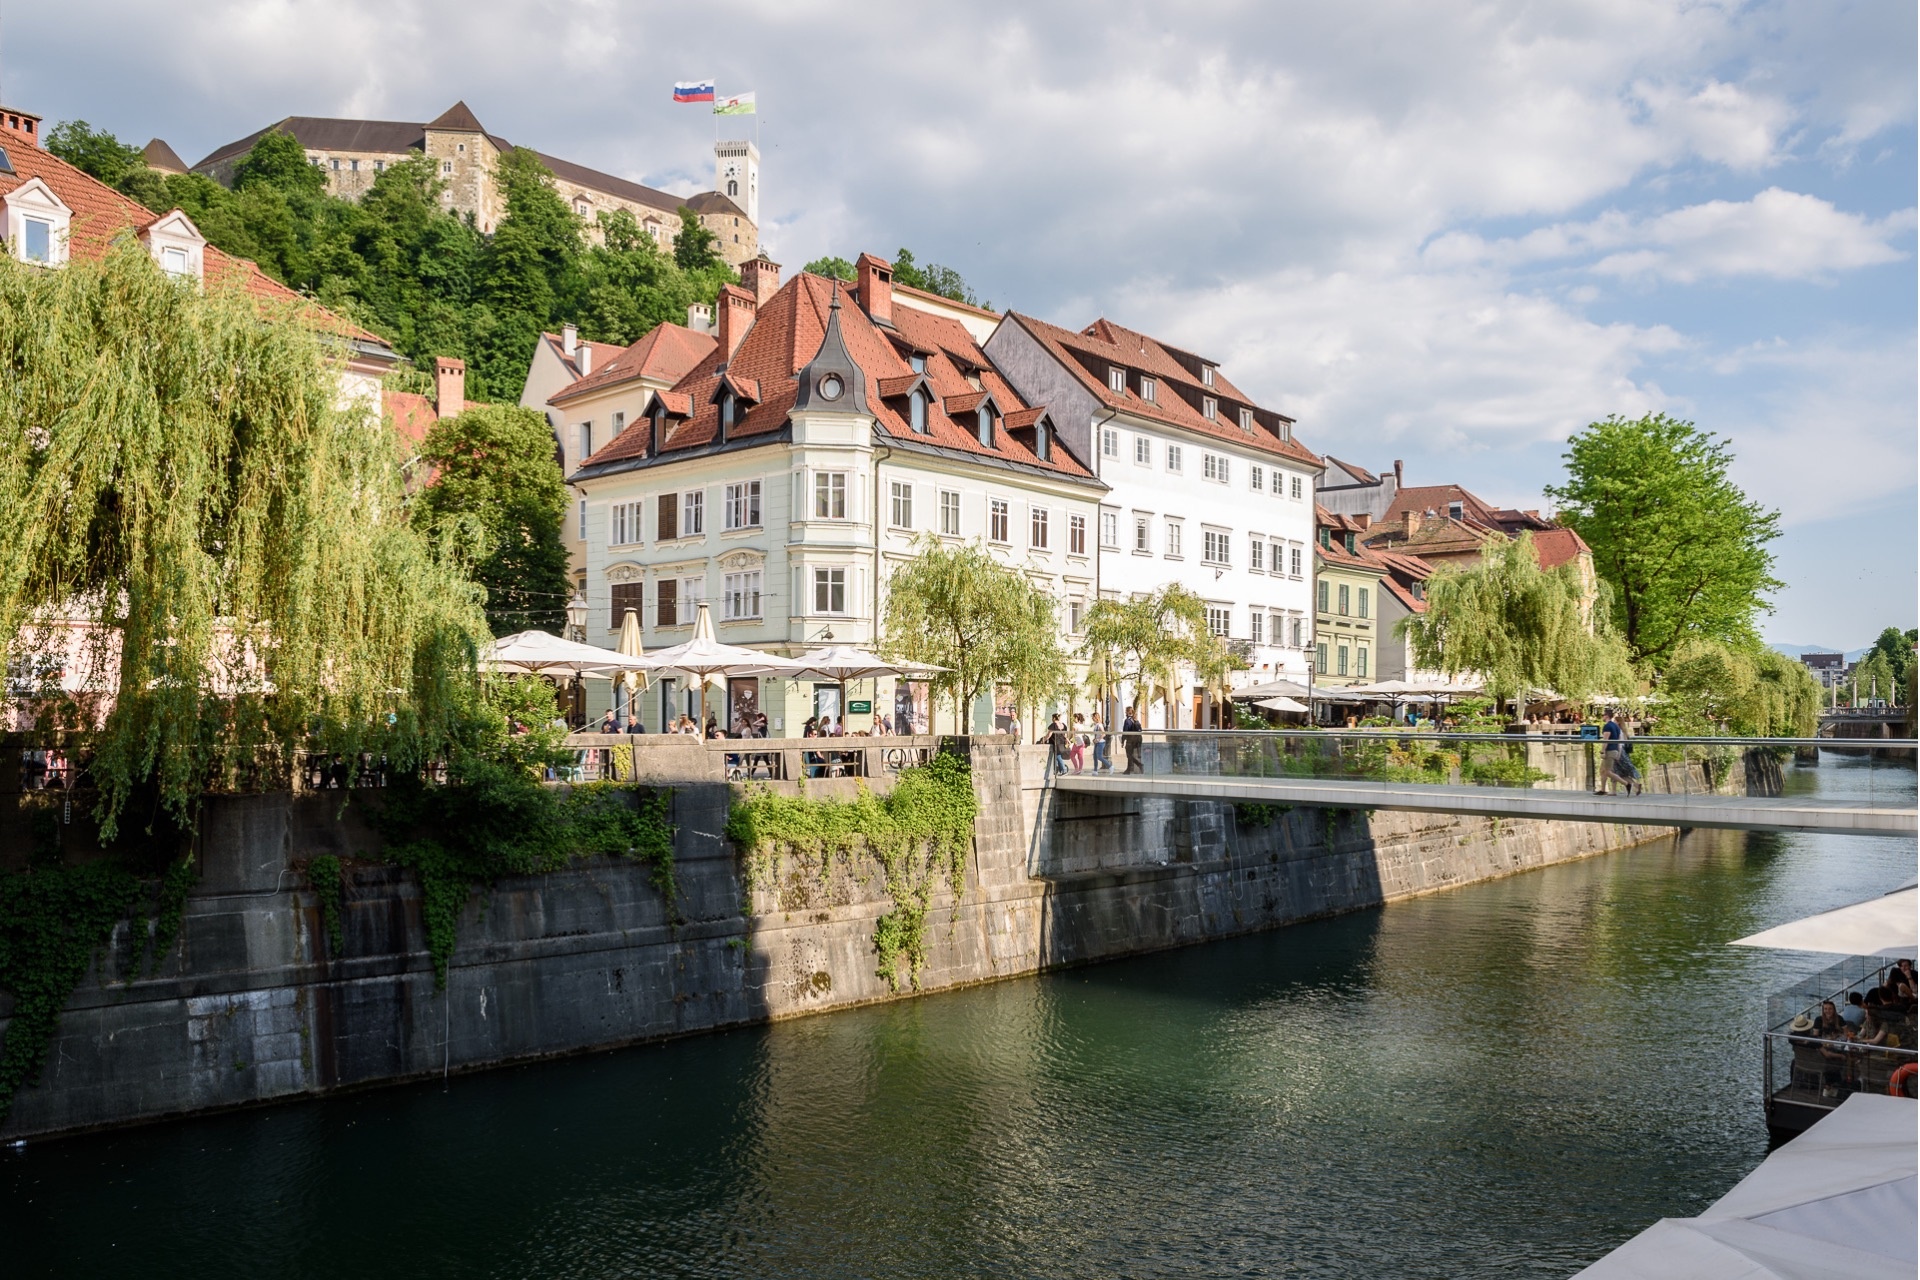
[564,592,588,728]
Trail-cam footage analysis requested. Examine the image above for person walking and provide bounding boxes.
[1090,712,1111,772]
[1122,705,1144,774]
[1598,708,1641,795]
[1045,714,1070,777]
[1069,714,1089,773]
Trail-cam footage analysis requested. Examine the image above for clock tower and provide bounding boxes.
[714,139,759,226]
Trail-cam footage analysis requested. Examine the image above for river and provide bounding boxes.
[3,753,1912,1278]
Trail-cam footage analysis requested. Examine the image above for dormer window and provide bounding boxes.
[977,407,994,448]
[1035,417,1051,462]
[1202,365,1215,387]
[138,209,207,286]
[160,246,189,276]
[1448,501,1464,520]
[909,353,928,374]
[909,389,928,434]
[1140,377,1156,403]
[1239,407,1254,432]
[4,177,72,268]
[1108,367,1126,394]
[719,392,736,437]
[1279,420,1292,443]
[1203,397,1217,420]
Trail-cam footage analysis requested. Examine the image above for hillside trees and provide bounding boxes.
[802,248,988,308]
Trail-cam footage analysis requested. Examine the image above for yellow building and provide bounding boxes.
[1313,506,1380,687]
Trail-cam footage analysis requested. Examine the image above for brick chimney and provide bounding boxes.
[577,343,592,377]
[1353,513,1371,530]
[855,252,893,327]
[739,252,782,307]
[561,323,578,358]
[1402,509,1419,537]
[0,107,44,149]
[1392,459,1403,487]
[433,357,466,418]
[716,283,756,359]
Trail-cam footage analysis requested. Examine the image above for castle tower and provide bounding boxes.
[714,139,759,226]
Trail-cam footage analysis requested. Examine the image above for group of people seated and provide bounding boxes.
[1785,960,1918,1099]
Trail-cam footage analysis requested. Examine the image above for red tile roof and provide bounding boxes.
[1001,310,1321,467]
[0,137,389,347]
[548,324,716,404]
[1526,526,1591,571]
[581,273,1098,483]
[383,390,479,448]
[1375,482,1591,569]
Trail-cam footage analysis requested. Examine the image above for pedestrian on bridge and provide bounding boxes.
[1122,706,1144,774]
[1599,709,1641,796]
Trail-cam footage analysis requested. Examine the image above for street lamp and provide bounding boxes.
[565,591,588,643]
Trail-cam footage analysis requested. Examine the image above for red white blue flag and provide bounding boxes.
[673,80,716,103]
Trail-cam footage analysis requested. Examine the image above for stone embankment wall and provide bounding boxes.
[0,739,1773,1140]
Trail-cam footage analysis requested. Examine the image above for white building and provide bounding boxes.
[985,313,1322,727]
[563,255,1106,734]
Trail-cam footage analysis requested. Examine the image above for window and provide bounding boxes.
[1337,583,1350,616]
[374,160,384,172]
[718,393,736,436]
[441,160,453,174]
[1207,606,1231,638]
[1134,436,1151,465]
[160,246,190,276]
[1356,647,1369,678]
[1250,539,1264,572]
[1030,506,1049,549]
[1108,366,1126,394]
[813,567,847,614]
[989,498,1010,543]
[1240,407,1254,432]
[1166,444,1183,473]
[330,158,340,171]
[723,571,763,620]
[890,480,914,529]
[1069,600,1085,634]
[1140,377,1156,402]
[578,498,588,541]
[22,218,51,263]
[1100,511,1119,548]
[1291,476,1303,500]
[1358,587,1370,619]
[1271,469,1284,495]
[1134,515,1151,552]
[909,353,928,373]
[814,472,848,519]
[909,390,928,433]
[657,492,678,541]
[1315,641,1328,673]
[1290,546,1302,577]
[1203,453,1229,483]
[1250,465,1264,491]
[1203,529,1231,566]
[1317,579,1329,612]
[1203,397,1217,420]
[610,582,643,629]
[939,489,961,536]
[611,411,625,439]
[682,489,705,536]
[724,480,761,530]
[657,578,680,627]
[1102,427,1119,458]
[1166,520,1183,558]
[1337,646,1349,676]
[1250,612,1263,644]
[1068,514,1087,555]
[1202,365,1215,387]
[578,423,592,461]
[1278,420,1292,443]
[1449,501,1464,520]
[350,159,360,172]
[610,500,643,546]
[976,407,994,447]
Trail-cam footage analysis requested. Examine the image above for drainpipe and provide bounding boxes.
[872,444,892,732]
[1090,405,1119,728]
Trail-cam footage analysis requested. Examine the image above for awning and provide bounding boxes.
[1573,1093,1917,1278]
[1730,881,1918,958]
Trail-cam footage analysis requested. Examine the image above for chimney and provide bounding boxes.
[433,356,465,418]
[854,252,893,327]
[739,253,781,307]
[1403,509,1419,537]
[687,302,713,333]
[716,284,756,359]
[1392,459,1403,487]
[577,343,592,377]
[0,107,44,149]
[1352,513,1371,530]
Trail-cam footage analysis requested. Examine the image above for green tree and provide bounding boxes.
[1080,585,1216,727]
[880,537,1069,733]
[672,206,721,273]
[803,255,856,282]
[232,127,328,196]
[1545,413,1782,665]
[891,247,986,308]
[1400,534,1635,713]
[0,242,487,833]
[45,120,144,187]
[1863,627,1917,704]
[1660,640,1821,736]
[412,404,572,636]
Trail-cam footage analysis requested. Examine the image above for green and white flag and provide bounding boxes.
[713,91,756,115]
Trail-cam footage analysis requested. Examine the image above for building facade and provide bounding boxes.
[1312,508,1383,689]
[985,309,1321,727]
[190,102,759,264]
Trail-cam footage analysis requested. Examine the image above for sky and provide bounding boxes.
[7,0,1915,649]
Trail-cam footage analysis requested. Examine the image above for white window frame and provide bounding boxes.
[1165,519,1183,559]
[1250,539,1264,572]
[1250,612,1263,645]
[1202,528,1231,566]
[1207,606,1231,638]
[578,423,592,463]
[1100,510,1119,548]
[1166,444,1183,473]
[577,498,588,541]
[1068,513,1087,556]
[814,471,848,520]
[1202,365,1215,387]
[939,489,962,537]
[1029,505,1049,550]
[890,480,914,530]
[1202,397,1217,420]
[1069,599,1085,634]
[1101,427,1119,458]
[1140,376,1156,403]
[1291,475,1303,500]
[724,480,762,531]
[1290,545,1303,577]
[1134,435,1151,466]
[682,489,705,536]
[1203,453,1229,483]
[812,567,848,615]
[1250,465,1264,492]
[1133,514,1152,553]
[989,498,1011,544]
[1240,407,1254,432]
[1272,469,1284,496]
[1108,366,1126,394]
[723,570,763,621]
[610,500,644,547]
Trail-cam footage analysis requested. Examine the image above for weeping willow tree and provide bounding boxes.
[0,242,488,835]
[1658,639,1821,737]
[1080,584,1219,726]
[1399,533,1636,712]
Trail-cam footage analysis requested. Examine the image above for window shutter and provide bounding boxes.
[657,578,678,627]
[657,492,677,541]
[610,583,644,630]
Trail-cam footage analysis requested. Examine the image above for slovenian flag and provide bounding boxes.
[673,80,715,103]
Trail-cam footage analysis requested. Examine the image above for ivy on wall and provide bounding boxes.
[725,752,979,991]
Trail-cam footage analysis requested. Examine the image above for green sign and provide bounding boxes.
[849,700,873,714]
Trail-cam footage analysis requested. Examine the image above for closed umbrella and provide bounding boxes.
[615,607,648,728]
[634,602,809,735]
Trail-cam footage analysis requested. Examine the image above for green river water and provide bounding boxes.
[2,754,1913,1278]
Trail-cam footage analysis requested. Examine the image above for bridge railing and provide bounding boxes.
[1083,730,1917,804]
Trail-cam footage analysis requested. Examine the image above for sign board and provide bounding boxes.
[848,700,873,714]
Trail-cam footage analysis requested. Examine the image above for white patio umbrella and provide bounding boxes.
[634,602,809,734]
[1255,696,1309,714]
[478,630,652,677]
[1729,880,1918,958]
[614,607,648,728]
[1234,678,1312,701]
[776,645,949,733]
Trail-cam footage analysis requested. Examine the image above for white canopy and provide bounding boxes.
[1234,678,1311,700]
[1574,1093,1917,1279]
[780,645,947,683]
[1730,882,1918,958]
[1256,696,1309,713]
[634,603,810,682]
[478,630,652,677]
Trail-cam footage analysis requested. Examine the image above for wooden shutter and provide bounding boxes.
[657,492,677,541]
[610,583,643,630]
[656,578,678,627]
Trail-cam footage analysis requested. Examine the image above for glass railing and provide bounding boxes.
[1764,956,1919,1119]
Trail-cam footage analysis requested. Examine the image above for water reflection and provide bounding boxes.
[3,755,1910,1278]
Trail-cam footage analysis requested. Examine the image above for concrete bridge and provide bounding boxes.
[1819,708,1913,739]
[1051,732,1917,839]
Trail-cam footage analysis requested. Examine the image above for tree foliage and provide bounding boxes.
[1080,584,1226,722]
[803,256,856,282]
[801,249,988,308]
[880,537,1069,730]
[58,122,736,401]
[0,243,489,833]
[412,404,573,635]
[1659,640,1822,737]
[1545,413,1782,665]
[1400,534,1635,709]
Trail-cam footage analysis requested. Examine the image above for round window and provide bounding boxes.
[818,373,844,401]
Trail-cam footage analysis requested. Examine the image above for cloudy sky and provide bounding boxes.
[12,0,1914,648]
